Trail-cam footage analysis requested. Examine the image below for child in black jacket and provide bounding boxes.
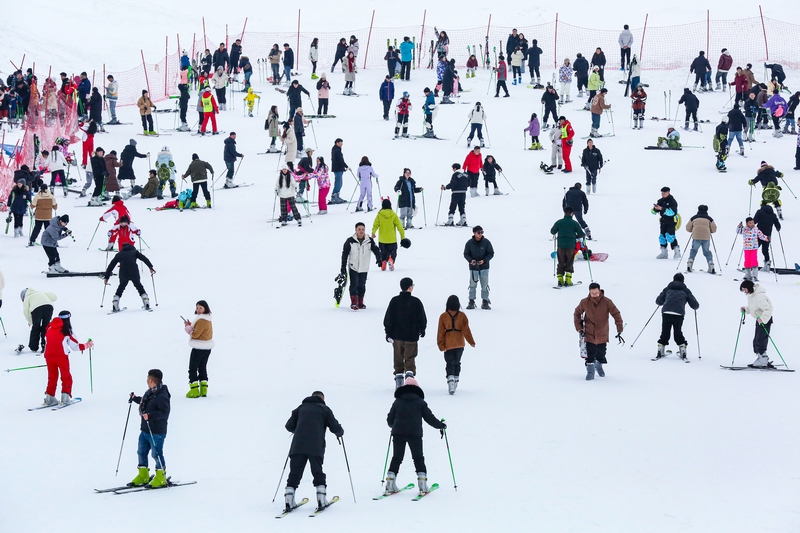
[129,369,171,488]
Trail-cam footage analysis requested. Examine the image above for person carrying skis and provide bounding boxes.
[654,273,700,361]
[394,91,412,139]
[155,146,177,200]
[590,88,610,138]
[356,156,379,212]
[104,242,154,312]
[463,145,483,198]
[738,217,769,281]
[341,222,381,310]
[384,375,446,496]
[678,88,700,131]
[243,87,260,118]
[394,168,422,229]
[42,310,93,406]
[559,116,576,172]
[466,102,486,147]
[106,214,140,251]
[384,277,427,387]
[563,183,591,240]
[371,198,408,270]
[739,280,774,368]
[441,163,469,227]
[494,55,510,98]
[653,186,680,259]
[129,369,171,488]
[524,112,541,150]
[580,139,603,195]
[573,283,624,380]
[631,85,647,130]
[754,201,781,272]
[436,295,475,394]
[749,161,784,219]
[463,225,494,310]
[690,51,712,92]
[183,300,214,398]
[42,214,72,274]
[684,205,717,273]
[283,391,344,512]
[482,155,503,196]
[181,153,214,209]
[551,207,585,287]
[20,288,57,354]
[541,85,559,129]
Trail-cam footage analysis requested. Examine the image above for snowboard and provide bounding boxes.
[540,162,554,174]
[551,251,608,262]
[333,272,347,308]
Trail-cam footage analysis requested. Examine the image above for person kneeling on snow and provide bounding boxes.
[657,127,681,149]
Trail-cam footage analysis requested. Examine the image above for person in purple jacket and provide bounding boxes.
[762,89,788,138]
[524,112,541,150]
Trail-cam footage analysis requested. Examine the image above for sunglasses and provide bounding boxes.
[475,231,484,235]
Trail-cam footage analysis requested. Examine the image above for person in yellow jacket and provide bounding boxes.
[243,87,261,118]
[371,197,410,271]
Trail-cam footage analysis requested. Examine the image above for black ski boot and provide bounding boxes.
[466,299,476,310]
[481,299,491,310]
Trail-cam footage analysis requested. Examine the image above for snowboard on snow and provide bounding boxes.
[333,272,347,308]
[551,251,608,262]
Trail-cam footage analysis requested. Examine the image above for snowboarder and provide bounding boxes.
[184,300,214,398]
[441,163,469,226]
[463,145,483,198]
[739,280,774,368]
[654,273,700,360]
[559,116,576,172]
[580,139,603,194]
[275,167,302,227]
[384,277,427,387]
[463,225,494,309]
[631,85,647,130]
[356,156,379,212]
[482,155,503,196]
[573,283,624,380]
[371,198,408,270]
[653,186,680,259]
[563,183,591,240]
[341,222,381,310]
[20,288,57,354]
[738,217,769,281]
[678,88,700,131]
[749,161,784,219]
[384,376,446,496]
[436,295,475,394]
[155,146,177,199]
[551,207,585,287]
[42,310,93,405]
[685,205,717,273]
[466,102,486,146]
[394,168,422,229]
[128,369,171,488]
[181,154,214,210]
[524,113,541,150]
[42,215,72,274]
[223,132,244,188]
[394,91,412,139]
[754,201,781,272]
[104,243,154,312]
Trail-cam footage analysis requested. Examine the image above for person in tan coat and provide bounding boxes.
[436,295,476,394]
[184,300,214,398]
[136,90,157,134]
[29,184,57,246]
[574,282,624,380]
[685,204,718,273]
[589,87,611,138]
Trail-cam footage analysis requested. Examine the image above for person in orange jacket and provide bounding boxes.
[462,145,483,198]
[558,116,575,173]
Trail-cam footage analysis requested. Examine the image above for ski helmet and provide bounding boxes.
[162,146,169,152]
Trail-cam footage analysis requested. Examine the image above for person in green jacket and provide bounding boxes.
[584,67,602,110]
[371,198,407,271]
[550,207,585,287]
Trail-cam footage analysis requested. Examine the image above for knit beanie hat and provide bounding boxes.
[382,198,392,210]
[404,377,419,387]
[59,214,70,224]
[698,205,708,212]
[673,273,685,282]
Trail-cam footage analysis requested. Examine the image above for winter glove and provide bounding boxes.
[748,179,754,185]
[420,331,425,338]
[386,335,394,344]
[615,332,625,345]
[83,340,95,350]
[184,324,194,334]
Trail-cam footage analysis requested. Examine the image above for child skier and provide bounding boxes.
[42,311,93,405]
[441,163,469,226]
[106,215,140,252]
[657,127,682,149]
[481,155,503,195]
[524,113,541,150]
[465,54,478,78]
[384,376,447,496]
[356,156,379,212]
[155,146,177,199]
[685,205,717,273]
[494,54,510,97]
[184,300,214,398]
[573,283,624,380]
[714,118,729,171]
[422,88,436,138]
[436,295,475,394]
[371,198,408,270]
[654,273,700,361]
[243,87,260,117]
[631,85,647,129]
[129,369,171,488]
[653,186,680,259]
[394,168,423,229]
[394,91,412,139]
[104,243,154,312]
[738,217,770,281]
[749,161,784,219]
[738,279,774,368]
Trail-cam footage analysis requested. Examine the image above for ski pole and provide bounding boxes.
[86,220,102,250]
[769,242,779,283]
[675,236,692,271]
[151,273,159,306]
[724,230,739,266]
[309,120,318,150]
[435,189,443,226]
[115,400,133,476]
[0,315,6,337]
[732,310,745,365]
[748,185,753,215]
[441,423,457,491]
[694,310,702,360]
[584,240,594,282]
[338,437,357,503]
[629,305,660,348]
[271,193,277,227]
[758,318,790,369]
[777,230,787,268]
[381,432,392,485]
[346,182,358,209]
[709,234,723,272]
[139,236,151,250]
[375,177,382,198]
[455,119,470,145]
[4,364,47,372]
[89,342,93,393]
[552,238,557,277]
[145,419,165,475]
[233,157,244,180]
[779,175,797,199]
[484,118,492,147]
[499,171,515,192]
[421,190,427,226]
[271,452,290,502]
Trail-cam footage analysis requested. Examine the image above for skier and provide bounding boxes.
[155,146,177,199]
[41,310,93,406]
[20,288,57,354]
[466,102,486,147]
[653,186,680,259]
[313,156,331,215]
[295,148,315,202]
[183,300,214,398]
[119,139,148,188]
[29,184,57,246]
[524,112,541,150]
[6,180,30,238]
[371,198,408,270]
[551,207,585,287]
[690,51,712,92]
[436,295,475,394]
[482,155,503,196]
[243,87,260,118]
[494,55,510,98]
[47,143,69,194]
[654,273,700,360]
[685,205,717,273]
[738,217,769,281]
[223,132,244,188]
[631,84,647,130]
[547,124,564,170]
[678,87,701,131]
[727,104,746,156]
[585,66,601,110]
[316,73,330,115]
[355,156,379,212]
[343,52,357,95]
[106,215,141,251]
[754,201,781,272]
[580,139,603,195]
[341,222,381,310]
[275,166,302,227]
[715,48,733,90]
[714,117,729,171]
[42,215,72,274]
[463,145,483,198]
[105,75,119,124]
[422,87,437,138]
[510,46,525,86]
[526,39,543,87]
[210,67,229,111]
[399,37,414,80]
[591,47,607,82]
[559,116,576,172]
[384,277,427,387]
[283,391,344,512]
[563,183,591,240]
[286,79,310,119]
[573,283,624,380]
[749,161,784,219]
[739,280,774,368]
[619,25,633,70]
[463,225,494,309]
[177,82,190,131]
[128,369,171,488]
[657,127,682,149]
[104,243,154,312]
[541,85,559,129]
[379,75,395,120]
[394,168,422,229]
[309,38,319,79]
[199,82,220,135]
[558,58,573,103]
[180,153,214,210]
[590,88,610,138]
[730,67,749,107]
[393,91,412,139]
[385,375,446,496]
[762,89,787,137]
[441,163,469,226]
[136,90,157,135]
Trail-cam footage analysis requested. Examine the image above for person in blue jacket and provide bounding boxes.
[399,37,415,80]
[379,76,396,120]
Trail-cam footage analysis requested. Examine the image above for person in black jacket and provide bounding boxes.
[89,87,103,129]
[229,39,242,76]
[222,132,244,188]
[541,85,560,129]
[464,225,494,310]
[754,202,781,270]
[394,168,423,229]
[331,38,348,72]
[212,43,229,71]
[481,155,503,196]
[690,51,712,92]
[563,183,591,240]
[654,186,680,259]
[200,49,212,77]
[526,39,543,86]
[573,53,590,96]
[118,139,148,187]
[384,376,446,496]
[283,44,295,84]
[580,139,603,194]
[104,243,155,312]
[284,391,344,511]
[129,369,171,488]
[384,277,427,388]
[654,273,700,360]
[330,138,348,204]
[591,48,606,82]
[286,79,310,119]
[441,163,469,226]
[89,147,108,205]
[678,88,700,131]
[726,104,746,155]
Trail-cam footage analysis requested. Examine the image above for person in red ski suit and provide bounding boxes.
[107,215,140,251]
[200,85,219,134]
[42,311,93,406]
[100,196,131,249]
[559,116,575,172]
[462,146,484,198]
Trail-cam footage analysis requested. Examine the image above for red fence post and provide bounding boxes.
[165,36,169,98]
[192,33,196,60]
[759,5,769,61]
[297,10,301,60]
[141,50,152,96]
[241,17,248,45]
[418,10,426,69]
[554,13,559,69]
[103,64,107,110]
[226,24,229,50]
[363,10,376,70]
[639,14,648,63]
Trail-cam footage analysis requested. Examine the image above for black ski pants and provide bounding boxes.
[585,341,607,365]
[573,210,588,230]
[753,318,772,355]
[348,269,367,297]
[191,182,211,204]
[389,434,426,474]
[467,171,480,189]
[620,48,631,69]
[43,245,60,266]
[188,348,211,382]
[382,100,392,119]
[317,98,329,115]
[759,238,771,262]
[116,273,146,297]
[140,114,154,132]
[543,105,558,126]
[287,454,326,488]
[29,304,53,352]
[658,313,686,346]
[684,109,698,124]
[495,80,509,97]
[444,348,464,376]
[379,242,398,263]
[400,61,411,80]
[448,192,466,215]
[585,168,598,186]
[92,173,105,198]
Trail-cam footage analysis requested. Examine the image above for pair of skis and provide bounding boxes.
[94,479,197,494]
[276,496,340,518]
[372,482,439,501]
[28,398,82,411]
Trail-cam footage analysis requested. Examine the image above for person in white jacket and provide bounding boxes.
[275,167,302,227]
[20,288,57,354]
[340,222,381,310]
[466,103,486,147]
[558,59,573,103]
[618,25,634,70]
[739,280,774,368]
[47,147,69,195]
[309,38,320,79]
[211,67,229,110]
[510,47,525,86]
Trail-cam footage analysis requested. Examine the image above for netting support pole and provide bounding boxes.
[759,5,769,61]
[103,64,107,110]
[418,10,427,69]
[177,34,181,59]
[165,36,169,98]
[203,17,207,52]
[639,14,648,63]
[192,33,196,61]
[364,10,376,70]
[141,50,152,97]
[92,69,96,93]
[706,10,710,54]
[241,17,248,45]
[226,24,229,50]
[297,10,301,61]
[554,13,559,69]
